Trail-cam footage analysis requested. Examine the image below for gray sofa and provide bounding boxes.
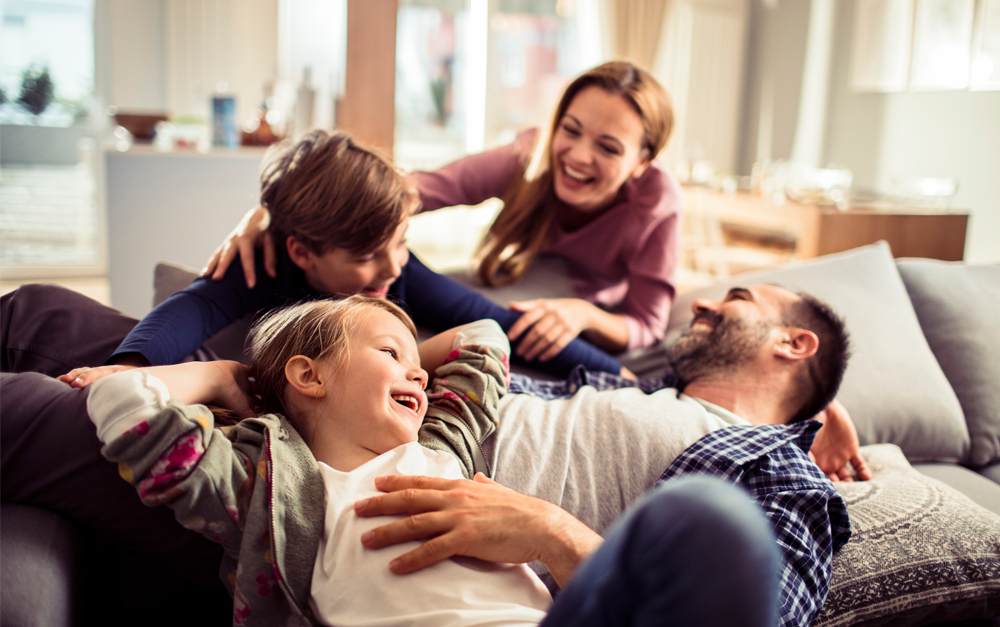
[2,241,998,626]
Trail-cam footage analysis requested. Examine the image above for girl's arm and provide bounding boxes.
[419,319,511,479]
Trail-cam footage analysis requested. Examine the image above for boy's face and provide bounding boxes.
[321,307,428,455]
[292,218,410,298]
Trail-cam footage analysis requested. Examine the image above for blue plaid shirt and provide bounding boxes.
[509,365,678,397]
[659,421,851,627]
[510,367,851,626]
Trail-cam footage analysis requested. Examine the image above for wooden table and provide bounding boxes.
[681,186,969,261]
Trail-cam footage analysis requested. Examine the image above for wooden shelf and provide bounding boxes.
[682,186,969,262]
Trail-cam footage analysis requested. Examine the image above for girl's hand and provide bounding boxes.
[201,206,276,288]
[146,361,256,419]
[507,298,595,362]
[59,365,138,388]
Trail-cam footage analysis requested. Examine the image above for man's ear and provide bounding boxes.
[774,328,819,361]
[286,236,314,271]
[285,355,327,399]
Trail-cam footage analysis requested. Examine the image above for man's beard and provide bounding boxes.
[665,311,773,386]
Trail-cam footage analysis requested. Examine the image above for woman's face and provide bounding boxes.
[292,218,410,298]
[550,86,650,213]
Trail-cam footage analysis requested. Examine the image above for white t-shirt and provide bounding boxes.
[491,387,750,536]
[309,442,551,627]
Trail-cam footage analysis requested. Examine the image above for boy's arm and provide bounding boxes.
[418,320,510,479]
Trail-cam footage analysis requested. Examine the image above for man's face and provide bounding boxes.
[666,285,799,383]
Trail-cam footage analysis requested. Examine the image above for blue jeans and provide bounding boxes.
[542,476,779,627]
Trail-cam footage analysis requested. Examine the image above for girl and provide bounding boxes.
[60,128,623,389]
[207,61,679,365]
[84,295,780,627]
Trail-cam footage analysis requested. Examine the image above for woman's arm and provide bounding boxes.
[399,254,623,377]
[412,132,531,213]
[614,213,680,350]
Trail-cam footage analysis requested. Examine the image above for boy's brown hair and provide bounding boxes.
[259,130,418,256]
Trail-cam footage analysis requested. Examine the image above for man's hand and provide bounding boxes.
[354,473,602,586]
[507,298,595,361]
[201,206,276,288]
[810,399,872,482]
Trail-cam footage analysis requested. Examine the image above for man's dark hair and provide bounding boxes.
[783,293,850,423]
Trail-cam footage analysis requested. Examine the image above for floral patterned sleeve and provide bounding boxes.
[418,320,510,480]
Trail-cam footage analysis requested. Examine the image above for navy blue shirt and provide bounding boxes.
[112,249,622,377]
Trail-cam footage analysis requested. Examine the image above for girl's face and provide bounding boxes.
[322,308,428,454]
[550,86,651,213]
[293,218,410,298]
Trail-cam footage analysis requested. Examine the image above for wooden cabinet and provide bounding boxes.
[682,186,969,264]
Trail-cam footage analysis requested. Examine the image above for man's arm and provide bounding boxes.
[810,399,872,482]
[353,473,603,588]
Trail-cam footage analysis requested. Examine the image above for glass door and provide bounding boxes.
[0,0,103,279]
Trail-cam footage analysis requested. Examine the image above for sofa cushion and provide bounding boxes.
[896,259,1000,468]
[153,262,252,363]
[812,444,1000,627]
[664,242,970,463]
[0,504,84,627]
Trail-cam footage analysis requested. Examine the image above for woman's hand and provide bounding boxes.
[507,298,596,361]
[809,399,872,482]
[201,206,276,288]
[59,365,138,388]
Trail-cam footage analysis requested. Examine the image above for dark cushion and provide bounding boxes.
[896,259,1000,467]
[153,262,252,363]
[664,242,970,463]
[0,504,83,627]
[812,445,1000,627]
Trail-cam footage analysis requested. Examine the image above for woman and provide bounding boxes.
[207,61,680,364]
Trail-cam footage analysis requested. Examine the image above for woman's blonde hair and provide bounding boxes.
[260,130,419,256]
[475,61,674,286]
[247,296,417,419]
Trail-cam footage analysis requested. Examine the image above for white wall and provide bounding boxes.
[108,0,166,111]
[824,0,1000,263]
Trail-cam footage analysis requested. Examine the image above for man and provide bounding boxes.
[353,285,861,627]
[1,283,860,625]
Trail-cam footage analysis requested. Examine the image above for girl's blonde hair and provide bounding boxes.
[247,296,418,419]
[475,61,674,286]
[260,130,419,256]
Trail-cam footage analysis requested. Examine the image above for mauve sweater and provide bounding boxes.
[413,130,682,350]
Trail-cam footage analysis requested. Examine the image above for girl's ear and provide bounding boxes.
[285,355,327,398]
[286,236,314,271]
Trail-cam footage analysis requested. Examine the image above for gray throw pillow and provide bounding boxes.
[812,444,1000,627]
[664,242,970,463]
[152,262,252,363]
[896,260,1000,468]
